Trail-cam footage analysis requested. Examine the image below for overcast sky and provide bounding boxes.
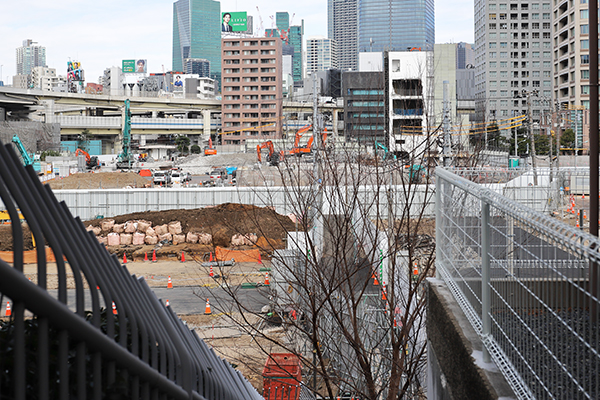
[0,0,474,86]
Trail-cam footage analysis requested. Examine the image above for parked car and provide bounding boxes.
[210,168,227,180]
[153,170,170,186]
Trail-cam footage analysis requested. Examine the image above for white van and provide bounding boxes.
[171,170,182,188]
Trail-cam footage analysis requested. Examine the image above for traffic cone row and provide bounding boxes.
[209,265,214,277]
[123,252,127,264]
[205,298,211,315]
[144,252,148,262]
[209,252,213,262]
[167,276,173,289]
[264,272,270,285]
[152,249,157,262]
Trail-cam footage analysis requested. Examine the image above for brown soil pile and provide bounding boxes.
[0,203,296,252]
[46,172,151,190]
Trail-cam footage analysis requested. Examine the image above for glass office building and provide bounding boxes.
[358,0,435,53]
[329,0,434,71]
[173,0,221,84]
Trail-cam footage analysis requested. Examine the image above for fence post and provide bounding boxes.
[481,199,491,363]
[435,173,443,279]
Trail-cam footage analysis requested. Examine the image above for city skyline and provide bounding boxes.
[0,0,474,86]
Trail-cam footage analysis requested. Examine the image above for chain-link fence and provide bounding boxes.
[435,167,600,399]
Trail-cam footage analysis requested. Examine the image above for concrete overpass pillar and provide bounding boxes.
[42,100,55,123]
[203,109,211,138]
[332,109,338,136]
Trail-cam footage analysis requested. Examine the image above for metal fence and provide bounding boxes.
[0,140,262,399]
[435,167,600,399]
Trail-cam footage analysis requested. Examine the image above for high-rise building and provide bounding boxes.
[358,0,435,53]
[172,0,221,84]
[474,0,553,132]
[221,37,283,144]
[183,58,210,77]
[265,12,303,83]
[16,39,46,76]
[553,1,591,110]
[456,42,475,69]
[306,36,338,74]
[328,0,358,71]
[329,0,434,72]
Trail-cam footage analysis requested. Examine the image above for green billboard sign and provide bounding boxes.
[222,11,247,32]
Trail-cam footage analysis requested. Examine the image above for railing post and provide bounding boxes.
[435,171,443,279]
[481,199,491,363]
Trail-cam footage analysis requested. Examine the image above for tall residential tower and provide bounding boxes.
[474,0,553,132]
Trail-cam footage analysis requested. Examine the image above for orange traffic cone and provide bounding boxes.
[209,252,213,262]
[181,251,185,262]
[112,301,117,315]
[209,265,214,277]
[144,252,148,262]
[152,249,157,262]
[582,193,585,200]
[204,298,211,315]
[372,273,379,286]
[167,276,173,289]
[264,272,270,285]
[413,263,419,276]
[382,286,387,301]
[258,252,262,264]
[123,252,127,264]
[576,220,580,228]
[5,301,11,317]
[584,211,587,219]
[166,299,170,307]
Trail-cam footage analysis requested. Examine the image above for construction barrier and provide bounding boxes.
[0,247,60,264]
[215,246,261,263]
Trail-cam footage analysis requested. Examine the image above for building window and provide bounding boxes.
[490,23,497,29]
[489,42,497,48]
[581,70,590,80]
[581,85,590,94]
[542,13,550,19]
[489,13,497,19]
[581,9,589,19]
[581,39,589,50]
[581,54,590,64]
[499,3,507,10]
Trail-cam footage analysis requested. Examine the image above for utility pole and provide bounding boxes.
[442,81,452,167]
[522,89,539,185]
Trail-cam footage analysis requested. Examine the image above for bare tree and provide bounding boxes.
[203,136,437,399]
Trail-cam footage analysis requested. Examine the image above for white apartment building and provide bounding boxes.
[385,51,435,159]
[306,36,338,74]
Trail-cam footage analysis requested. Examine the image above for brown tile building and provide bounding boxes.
[221,38,283,144]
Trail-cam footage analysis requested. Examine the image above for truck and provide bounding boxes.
[170,170,182,187]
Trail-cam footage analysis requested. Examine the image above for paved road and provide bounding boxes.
[56,284,271,315]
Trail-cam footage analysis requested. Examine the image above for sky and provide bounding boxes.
[0,0,474,86]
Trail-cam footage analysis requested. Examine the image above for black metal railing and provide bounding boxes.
[0,139,263,400]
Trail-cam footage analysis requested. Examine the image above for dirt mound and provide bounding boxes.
[0,203,296,252]
[47,172,151,190]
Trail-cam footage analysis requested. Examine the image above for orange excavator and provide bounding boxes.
[257,140,281,166]
[75,148,99,169]
[204,137,217,156]
[287,126,328,157]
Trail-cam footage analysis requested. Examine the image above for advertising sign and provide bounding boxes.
[221,11,247,32]
[173,74,184,92]
[67,61,84,81]
[122,59,147,73]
